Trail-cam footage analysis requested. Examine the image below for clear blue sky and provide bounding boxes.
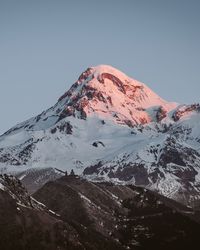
[0,0,200,134]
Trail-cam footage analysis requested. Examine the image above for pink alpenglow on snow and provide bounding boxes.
[58,65,177,126]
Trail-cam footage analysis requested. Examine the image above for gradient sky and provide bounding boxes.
[0,0,200,134]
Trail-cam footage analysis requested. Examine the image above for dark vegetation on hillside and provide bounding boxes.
[1,174,200,250]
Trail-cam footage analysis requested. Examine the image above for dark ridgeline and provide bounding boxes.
[33,175,200,250]
[1,174,200,249]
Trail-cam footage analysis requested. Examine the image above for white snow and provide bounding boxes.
[31,197,46,207]
[19,173,27,180]
[0,183,4,190]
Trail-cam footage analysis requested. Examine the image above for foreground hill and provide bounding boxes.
[34,175,200,250]
[1,174,200,249]
[0,174,84,250]
[0,174,124,250]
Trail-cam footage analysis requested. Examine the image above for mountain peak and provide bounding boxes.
[76,64,138,88]
[89,64,131,80]
[0,65,177,139]
[57,65,176,126]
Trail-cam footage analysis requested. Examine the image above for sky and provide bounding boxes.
[0,0,200,134]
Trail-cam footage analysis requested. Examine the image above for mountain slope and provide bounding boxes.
[33,175,200,250]
[2,174,200,250]
[0,65,200,206]
[0,174,84,250]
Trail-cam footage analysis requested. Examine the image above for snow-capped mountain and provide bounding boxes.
[0,65,200,206]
